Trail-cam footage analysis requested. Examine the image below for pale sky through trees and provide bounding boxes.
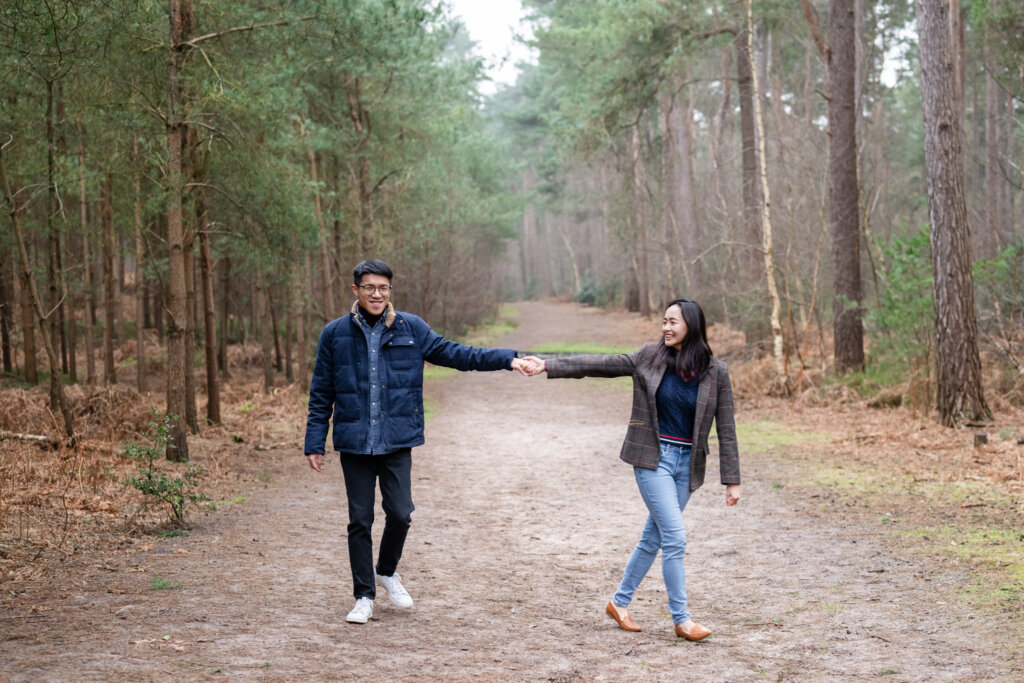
[446,0,536,93]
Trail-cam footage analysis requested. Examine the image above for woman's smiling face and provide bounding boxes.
[662,304,687,350]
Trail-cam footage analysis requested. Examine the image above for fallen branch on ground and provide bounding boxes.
[0,430,60,448]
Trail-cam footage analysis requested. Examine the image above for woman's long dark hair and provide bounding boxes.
[655,298,713,381]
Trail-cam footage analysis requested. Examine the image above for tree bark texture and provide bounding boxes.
[101,173,117,384]
[747,0,786,388]
[675,82,702,298]
[218,256,230,377]
[630,126,652,317]
[829,0,865,372]
[134,135,147,393]
[44,79,65,409]
[0,238,12,372]
[304,124,334,319]
[257,285,274,393]
[20,265,37,384]
[199,223,220,425]
[76,93,95,385]
[915,0,990,425]
[183,129,200,434]
[735,27,761,284]
[57,82,73,383]
[165,0,192,461]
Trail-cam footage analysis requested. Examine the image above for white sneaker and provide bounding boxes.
[376,571,414,608]
[345,597,373,624]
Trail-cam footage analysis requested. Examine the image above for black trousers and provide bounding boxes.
[339,449,414,600]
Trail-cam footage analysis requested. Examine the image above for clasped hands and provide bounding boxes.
[510,356,546,377]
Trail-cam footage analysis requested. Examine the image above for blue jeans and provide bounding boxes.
[612,442,693,624]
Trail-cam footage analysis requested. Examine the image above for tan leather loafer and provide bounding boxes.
[674,621,711,641]
[605,601,641,632]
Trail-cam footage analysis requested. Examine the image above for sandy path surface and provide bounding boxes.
[1,301,1018,681]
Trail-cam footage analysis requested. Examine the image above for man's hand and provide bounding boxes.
[307,453,324,472]
[511,357,545,376]
[725,484,741,506]
[519,356,546,376]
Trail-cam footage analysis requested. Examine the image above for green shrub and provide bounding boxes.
[124,413,208,528]
[866,229,934,381]
[975,243,1024,342]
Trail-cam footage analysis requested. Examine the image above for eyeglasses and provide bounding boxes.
[357,284,392,294]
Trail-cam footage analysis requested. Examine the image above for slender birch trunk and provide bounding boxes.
[746,0,786,390]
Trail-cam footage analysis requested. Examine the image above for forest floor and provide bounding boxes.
[1,300,1023,681]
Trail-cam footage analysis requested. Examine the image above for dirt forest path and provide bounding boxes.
[2,301,1019,681]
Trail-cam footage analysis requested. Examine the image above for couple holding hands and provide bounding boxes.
[304,260,741,641]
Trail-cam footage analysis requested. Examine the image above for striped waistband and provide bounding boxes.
[659,434,692,446]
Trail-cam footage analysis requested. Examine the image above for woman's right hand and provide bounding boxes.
[520,356,546,376]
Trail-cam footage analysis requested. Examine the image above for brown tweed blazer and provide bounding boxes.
[545,343,740,492]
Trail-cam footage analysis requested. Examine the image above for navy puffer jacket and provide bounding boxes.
[304,307,516,455]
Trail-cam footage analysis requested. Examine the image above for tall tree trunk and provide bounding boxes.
[199,223,220,425]
[735,26,760,284]
[182,130,199,434]
[0,238,12,372]
[630,126,652,317]
[154,282,165,342]
[165,0,192,461]
[20,265,38,384]
[747,0,786,389]
[345,74,374,255]
[303,123,334,318]
[915,0,990,425]
[984,45,1000,258]
[295,258,308,388]
[673,79,702,298]
[76,90,95,386]
[660,92,683,298]
[1,144,74,439]
[284,290,294,384]
[134,135,147,393]
[218,256,230,377]
[55,80,71,378]
[101,172,117,384]
[830,0,865,372]
[114,231,125,347]
[558,196,581,296]
[269,288,283,373]
[183,236,198,432]
[1003,88,1015,244]
[45,78,63,408]
[257,284,273,393]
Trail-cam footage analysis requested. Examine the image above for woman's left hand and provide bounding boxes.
[725,484,741,506]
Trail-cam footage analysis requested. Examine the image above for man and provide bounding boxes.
[304,259,534,624]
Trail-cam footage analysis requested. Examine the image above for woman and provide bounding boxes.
[526,298,741,641]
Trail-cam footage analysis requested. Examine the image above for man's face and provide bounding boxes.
[352,273,391,316]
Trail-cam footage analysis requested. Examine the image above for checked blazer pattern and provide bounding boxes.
[545,343,740,493]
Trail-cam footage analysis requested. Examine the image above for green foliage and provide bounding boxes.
[152,529,188,538]
[974,243,1024,333]
[866,229,934,375]
[575,275,614,307]
[123,414,208,528]
[149,576,181,591]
